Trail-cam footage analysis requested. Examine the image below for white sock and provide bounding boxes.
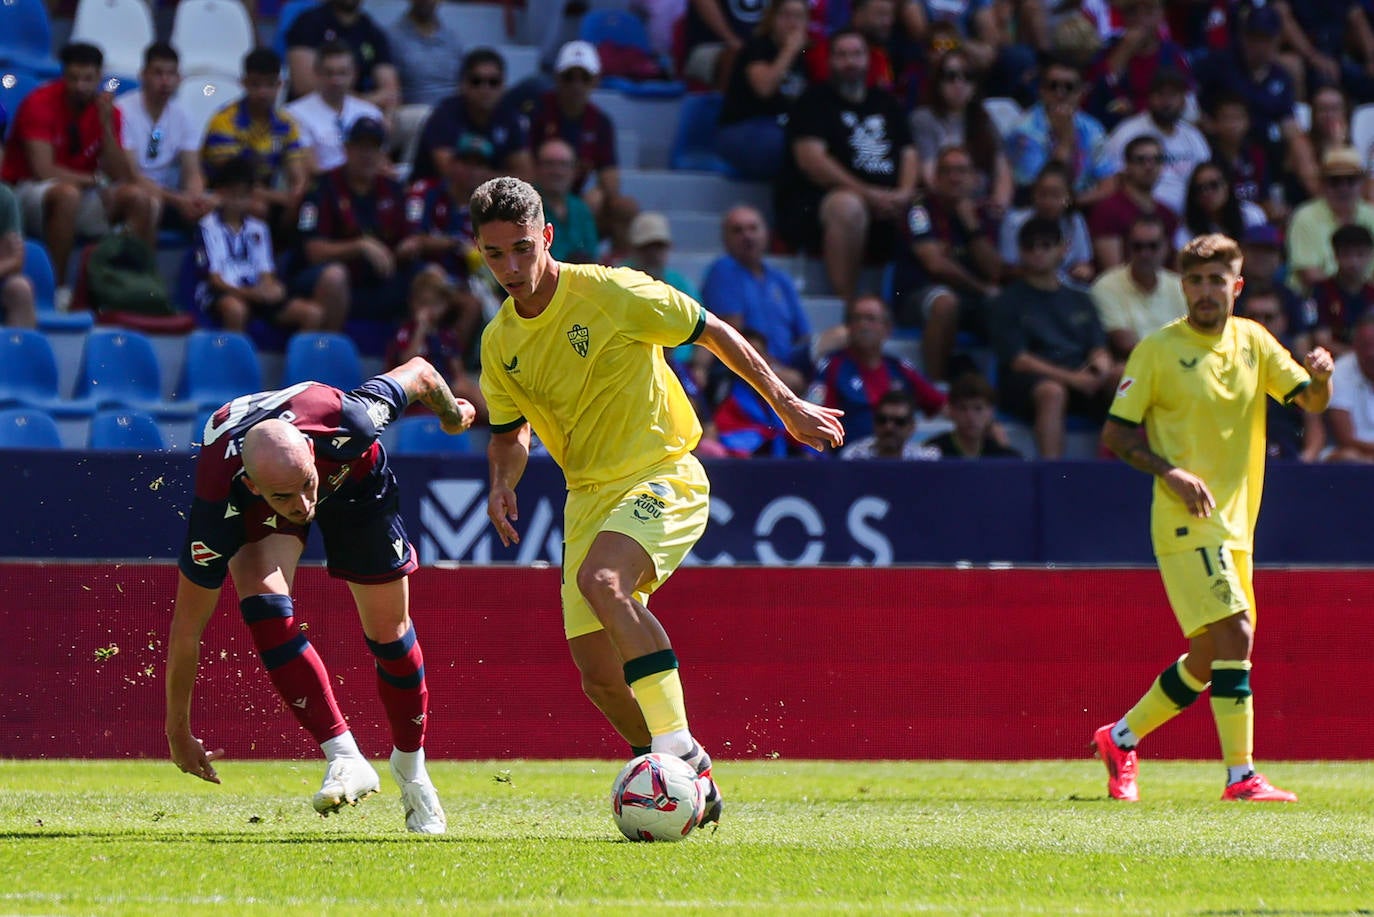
[321,732,363,763]
[650,729,695,757]
[391,747,425,782]
[1111,718,1139,750]
[1227,763,1254,785]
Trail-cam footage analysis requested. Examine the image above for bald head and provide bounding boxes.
[242,420,319,525]
[722,205,767,267]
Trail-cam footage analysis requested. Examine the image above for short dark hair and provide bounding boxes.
[1033,160,1073,189]
[828,27,868,50]
[470,176,545,230]
[316,40,353,65]
[1203,89,1249,119]
[1178,233,1243,274]
[60,42,104,69]
[210,155,257,191]
[1124,135,1162,161]
[876,390,915,414]
[142,41,179,70]
[843,294,891,324]
[948,372,996,406]
[1018,215,1063,249]
[243,47,282,78]
[1128,212,1167,239]
[1332,224,1374,253]
[461,47,506,80]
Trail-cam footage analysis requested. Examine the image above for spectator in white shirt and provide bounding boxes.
[1103,67,1210,215]
[194,156,324,333]
[286,40,384,175]
[117,42,214,232]
[1327,313,1374,462]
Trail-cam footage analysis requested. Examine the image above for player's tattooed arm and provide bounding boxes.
[386,356,476,434]
[1101,419,1174,476]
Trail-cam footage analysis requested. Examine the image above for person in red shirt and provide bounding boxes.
[0,42,155,307]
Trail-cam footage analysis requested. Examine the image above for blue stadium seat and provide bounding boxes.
[0,0,62,78]
[73,327,165,408]
[669,93,737,176]
[177,329,263,408]
[283,331,363,390]
[0,406,62,449]
[87,407,166,450]
[0,328,59,408]
[24,240,94,332]
[579,10,684,97]
[391,414,470,455]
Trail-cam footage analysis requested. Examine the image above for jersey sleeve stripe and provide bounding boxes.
[490,416,527,434]
[678,305,707,346]
[1106,411,1142,428]
[1282,380,1310,404]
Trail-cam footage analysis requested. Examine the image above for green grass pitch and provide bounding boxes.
[2,759,1373,915]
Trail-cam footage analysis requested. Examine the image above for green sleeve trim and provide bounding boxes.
[490,416,527,434]
[1105,412,1142,429]
[1283,380,1310,405]
[679,305,707,346]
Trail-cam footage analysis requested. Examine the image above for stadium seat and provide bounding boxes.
[24,240,94,332]
[70,0,157,83]
[272,0,319,57]
[171,0,256,80]
[175,74,244,146]
[435,2,509,50]
[177,329,263,408]
[668,93,736,176]
[0,0,62,78]
[87,406,165,450]
[72,327,164,408]
[579,9,684,97]
[282,331,364,390]
[0,328,61,408]
[392,414,471,455]
[1,68,44,132]
[0,406,62,449]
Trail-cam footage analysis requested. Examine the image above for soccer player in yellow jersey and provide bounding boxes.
[1094,233,1334,802]
[471,177,845,826]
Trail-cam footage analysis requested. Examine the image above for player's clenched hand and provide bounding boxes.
[168,730,224,784]
[779,397,846,451]
[1164,468,1216,518]
[487,485,521,547]
[443,399,477,434]
[1304,347,1334,382]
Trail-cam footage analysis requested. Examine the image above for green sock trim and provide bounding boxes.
[1159,661,1202,709]
[1211,663,1252,699]
[623,649,678,685]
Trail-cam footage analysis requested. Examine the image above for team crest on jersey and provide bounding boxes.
[405,196,424,224]
[567,323,590,357]
[189,541,221,566]
[1115,377,1134,397]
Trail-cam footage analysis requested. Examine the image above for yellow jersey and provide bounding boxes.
[1109,316,1310,555]
[479,263,707,489]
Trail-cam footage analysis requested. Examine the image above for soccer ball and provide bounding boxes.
[610,753,704,842]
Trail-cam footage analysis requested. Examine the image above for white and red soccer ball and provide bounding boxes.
[610,753,704,842]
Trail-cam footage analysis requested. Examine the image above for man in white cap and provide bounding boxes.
[527,40,640,254]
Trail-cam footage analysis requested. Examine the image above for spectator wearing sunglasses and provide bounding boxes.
[1286,146,1374,294]
[1087,134,1179,269]
[1,42,156,311]
[527,42,639,255]
[838,390,940,461]
[910,48,1012,216]
[1008,56,1115,210]
[117,42,213,237]
[1103,67,1210,215]
[413,49,531,185]
[1089,213,1186,360]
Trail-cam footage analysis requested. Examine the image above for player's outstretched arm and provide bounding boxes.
[487,424,531,547]
[1102,419,1216,518]
[1294,347,1335,413]
[385,356,477,434]
[166,572,226,783]
[696,311,846,451]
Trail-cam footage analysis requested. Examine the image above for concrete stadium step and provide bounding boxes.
[619,169,772,221]
[591,92,683,170]
[802,295,844,331]
[662,211,722,253]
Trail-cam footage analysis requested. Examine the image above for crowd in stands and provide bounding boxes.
[8,0,1374,463]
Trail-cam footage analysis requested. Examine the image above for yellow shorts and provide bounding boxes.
[1157,546,1255,638]
[560,453,710,639]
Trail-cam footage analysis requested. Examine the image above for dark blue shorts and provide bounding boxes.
[317,465,417,584]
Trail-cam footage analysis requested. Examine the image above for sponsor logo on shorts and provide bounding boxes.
[1211,577,1233,605]
[632,491,666,522]
[189,541,221,566]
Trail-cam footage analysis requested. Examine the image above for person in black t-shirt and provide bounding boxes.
[716,0,813,181]
[924,372,1023,460]
[990,216,1116,459]
[286,0,400,120]
[775,28,917,302]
